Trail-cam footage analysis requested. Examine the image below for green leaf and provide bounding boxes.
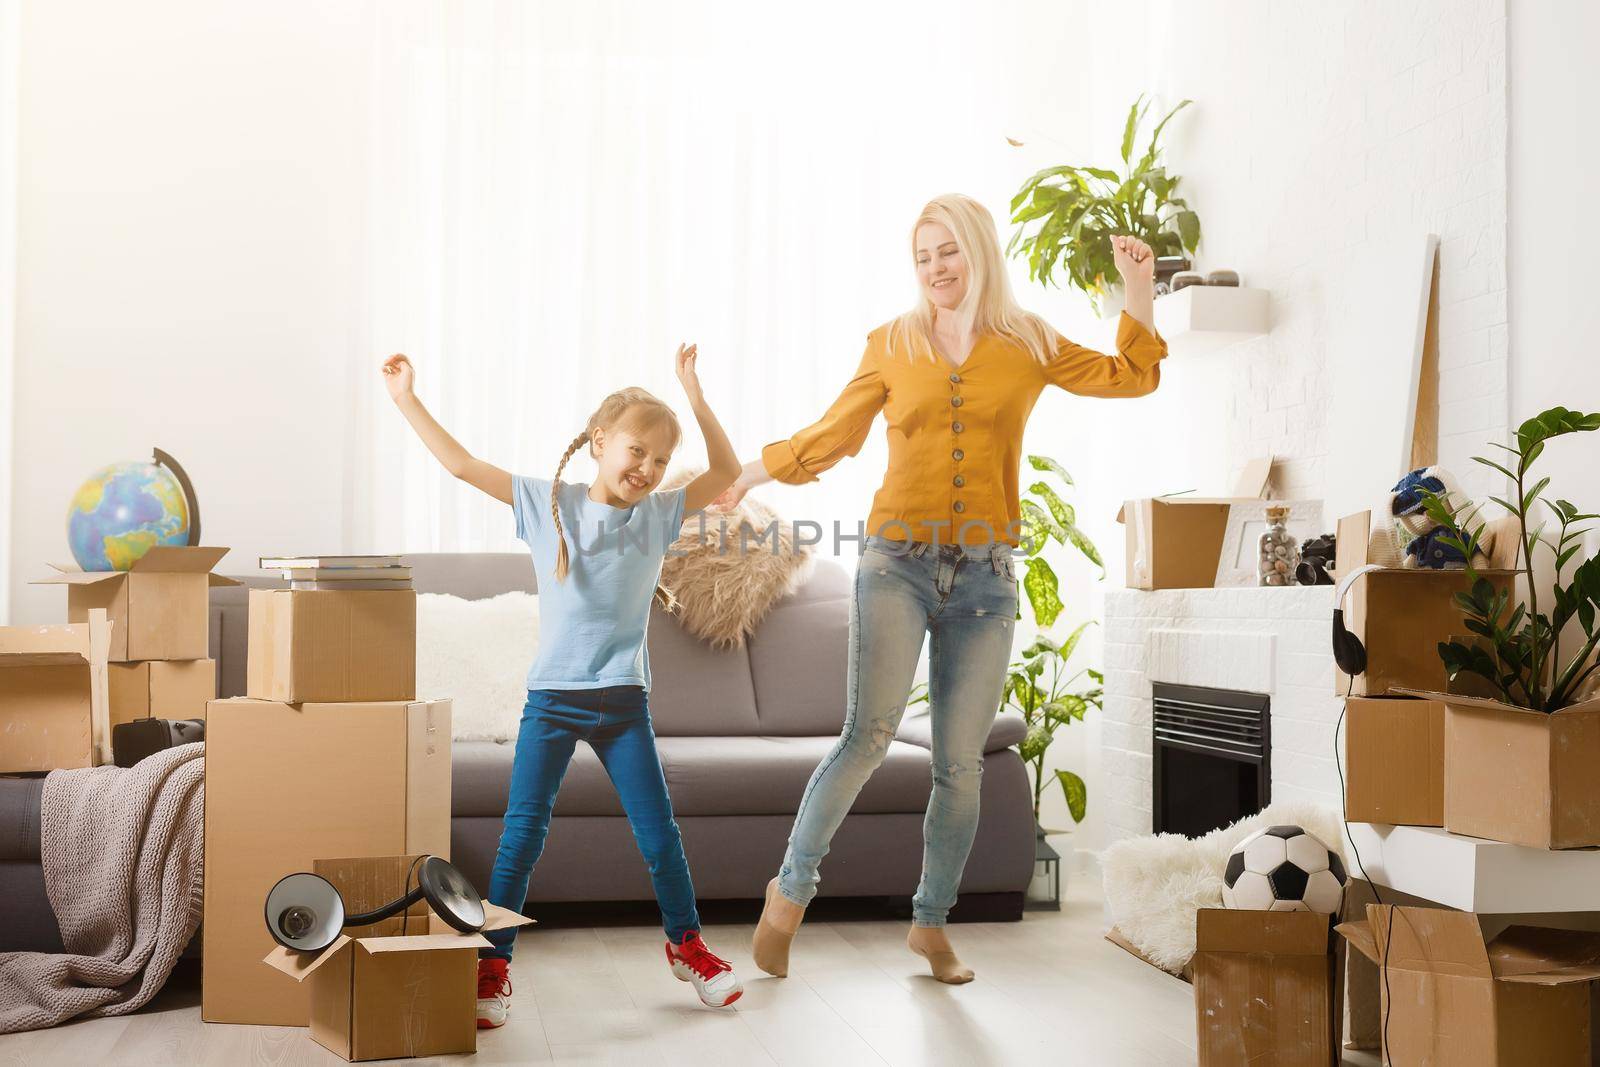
[1027,454,1075,488]
[1019,724,1051,763]
[1058,620,1093,665]
[1472,454,1517,481]
[1023,558,1064,629]
[1172,209,1201,252]
[1523,476,1552,512]
[1029,482,1079,534]
[1062,523,1106,577]
[1056,770,1088,823]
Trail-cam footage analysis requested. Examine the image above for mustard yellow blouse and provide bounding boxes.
[761,310,1168,546]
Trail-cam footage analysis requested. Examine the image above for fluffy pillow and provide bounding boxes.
[416,591,539,742]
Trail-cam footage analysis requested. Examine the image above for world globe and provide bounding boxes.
[67,455,198,571]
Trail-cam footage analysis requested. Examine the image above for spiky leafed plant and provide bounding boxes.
[1421,406,1600,711]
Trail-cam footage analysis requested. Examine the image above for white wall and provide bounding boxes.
[1037,0,1512,858]
[0,0,19,625]
[1508,2,1600,519]
[9,1,374,624]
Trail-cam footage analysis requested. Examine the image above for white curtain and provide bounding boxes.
[0,0,18,623]
[349,0,1095,555]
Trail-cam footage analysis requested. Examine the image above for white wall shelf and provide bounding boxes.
[1154,285,1270,351]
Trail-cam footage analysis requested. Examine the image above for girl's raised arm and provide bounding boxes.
[382,353,514,505]
[672,343,743,514]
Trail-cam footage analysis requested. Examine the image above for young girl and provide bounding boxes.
[382,344,745,1022]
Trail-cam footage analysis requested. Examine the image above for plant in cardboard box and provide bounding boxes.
[1409,406,1600,849]
[1007,95,1201,316]
[1419,407,1600,711]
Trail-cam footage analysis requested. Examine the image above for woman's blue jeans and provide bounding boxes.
[777,533,1018,927]
[481,685,700,960]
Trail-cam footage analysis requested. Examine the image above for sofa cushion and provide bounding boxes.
[644,603,762,736]
[451,734,941,818]
[746,561,852,736]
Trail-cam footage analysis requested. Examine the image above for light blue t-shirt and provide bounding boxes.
[512,475,687,692]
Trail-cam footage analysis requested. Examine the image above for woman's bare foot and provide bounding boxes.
[907,924,974,984]
[752,877,805,977]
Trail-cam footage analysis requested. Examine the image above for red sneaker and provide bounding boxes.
[665,931,743,1008]
[476,958,511,1029]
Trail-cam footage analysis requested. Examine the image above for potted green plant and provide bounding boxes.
[1007,94,1201,316]
[908,455,1102,830]
[1413,406,1600,848]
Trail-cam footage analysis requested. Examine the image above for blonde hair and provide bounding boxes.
[886,193,1056,365]
[550,386,683,613]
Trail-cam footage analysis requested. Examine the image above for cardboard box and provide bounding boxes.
[1338,904,1600,1066]
[31,546,238,662]
[1191,908,1343,1067]
[247,589,416,703]
[1397,689,1600,849]
[261,855,532,1061]
[1117,497,1238,590]
[0,611,113,770]
[202,697,452,1025]
[107,659,215,728]
[1343,696,1445,826]
[1333,511,1517,696]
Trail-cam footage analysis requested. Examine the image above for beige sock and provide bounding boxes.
[907,926,974,985]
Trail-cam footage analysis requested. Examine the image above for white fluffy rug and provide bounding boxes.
[1099,802,1349,972]
[416,591,540,742]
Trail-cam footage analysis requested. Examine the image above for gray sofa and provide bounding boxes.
[0,551,1034,953]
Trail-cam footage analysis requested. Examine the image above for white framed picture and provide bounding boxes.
[1215,500,1326,587]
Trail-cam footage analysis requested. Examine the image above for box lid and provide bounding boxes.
[33,546,240,587]
[1393,687,1600,719]
[1338,905,1491,978]
[1195,908,1332,956]
[0,613,111,668]
[1486,925,1600,986]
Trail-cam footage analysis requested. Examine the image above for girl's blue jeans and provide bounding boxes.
[481,685,700,960]
[777,533,1018,927]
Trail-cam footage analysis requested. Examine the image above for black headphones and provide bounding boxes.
[1332,563,1383,675]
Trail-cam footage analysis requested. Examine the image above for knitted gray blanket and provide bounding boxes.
[0,742,205,1033]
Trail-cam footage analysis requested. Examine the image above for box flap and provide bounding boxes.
[0,620,94,666]
[1394,687,1600,719]
[479,900,536,933]
[1369,904,1491,978]
[1194,908,1331,956]
[357,932,493,954]
[30,568,124,587]
[1335,510,1372,576]
[1487,925,1600,986]
[260,935,352,982]
[129,545,230,574]
[1336,920,1379,965]
[208,573,241,588]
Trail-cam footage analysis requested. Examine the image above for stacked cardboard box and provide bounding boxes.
[32,546,228,731]
[0,611,113,771]
[203,555,456,1044]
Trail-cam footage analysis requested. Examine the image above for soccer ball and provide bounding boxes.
[1221,825,1347,913]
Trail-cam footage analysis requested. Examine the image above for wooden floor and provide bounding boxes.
[0,875,1381,1066]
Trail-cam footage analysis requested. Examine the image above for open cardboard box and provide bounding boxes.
[107,659,215,728]
[1333,510,1518,696]
[262,854,532,1062]
[1191,908,1343,1067]
[1116,457,1274,591]
[0,610,113,770]
[32,546,237,662]
[1338,904,1600,1065]
[1395,686,1600,849]
[1343,696,1445,827]
[247,588,416,703]
[203,697,452,1026]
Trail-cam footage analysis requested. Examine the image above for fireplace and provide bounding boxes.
[1151,682,1271,838]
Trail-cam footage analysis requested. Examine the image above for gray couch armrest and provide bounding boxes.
[896,710,1026,755]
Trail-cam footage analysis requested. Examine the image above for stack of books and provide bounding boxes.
[258,554,413,591]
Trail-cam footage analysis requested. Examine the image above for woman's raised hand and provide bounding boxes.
[675,342,703,403]
[1110,235,1156,285]
[381,353,415,401]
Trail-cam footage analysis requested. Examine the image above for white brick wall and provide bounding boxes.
[1142,0,1510,503]
[1101,586,1342,848]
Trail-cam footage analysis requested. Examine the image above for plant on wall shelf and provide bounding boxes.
[1421,406,1600,711]
[1007,94,1201,313]
[909,454,1103,827]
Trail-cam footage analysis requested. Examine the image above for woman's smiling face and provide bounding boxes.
[915,221,967,311]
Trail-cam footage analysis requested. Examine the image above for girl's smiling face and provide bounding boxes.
[590,420,675,506]
[915,221,967,311]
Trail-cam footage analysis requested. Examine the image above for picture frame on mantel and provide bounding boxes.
[1215,499,1325,587]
